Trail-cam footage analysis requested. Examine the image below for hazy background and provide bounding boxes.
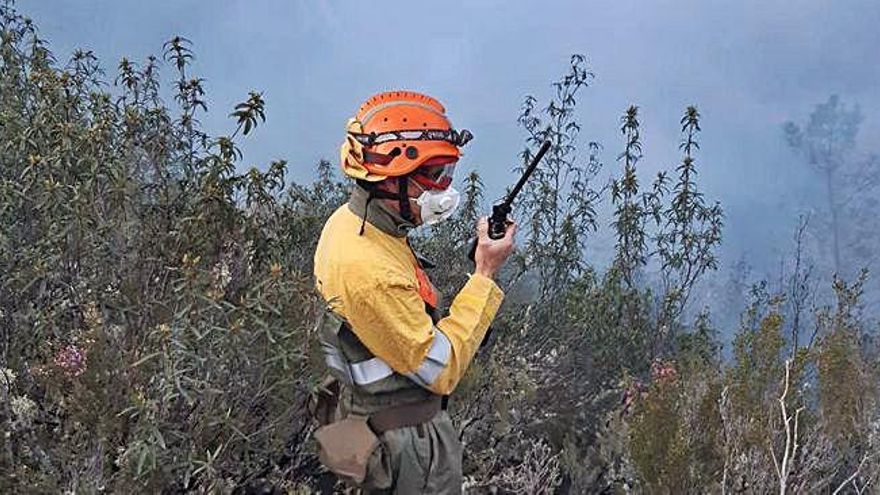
[26,0,880,322]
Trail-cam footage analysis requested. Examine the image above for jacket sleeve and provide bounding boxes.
[345,272,504,395]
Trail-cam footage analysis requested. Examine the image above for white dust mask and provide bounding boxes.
[415,187,461,225]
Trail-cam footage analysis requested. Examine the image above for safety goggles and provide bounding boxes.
[349,128,473,148]
[411,159,456,190]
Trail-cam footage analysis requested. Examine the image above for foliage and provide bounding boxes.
[1,4,878,493]
[0,3,331,491]
[516,54,603,309]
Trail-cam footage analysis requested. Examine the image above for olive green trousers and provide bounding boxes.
[361,411,462,494]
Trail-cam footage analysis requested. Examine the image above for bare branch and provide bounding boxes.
[832,453,872,495]
[771,359,804,495]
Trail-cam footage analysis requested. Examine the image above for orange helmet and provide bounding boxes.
[340,91,473,184]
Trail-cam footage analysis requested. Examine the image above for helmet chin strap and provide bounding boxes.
[398,176,414,224]
[355,178,416,235]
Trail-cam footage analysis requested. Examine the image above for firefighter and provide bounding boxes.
[311,90,516,493]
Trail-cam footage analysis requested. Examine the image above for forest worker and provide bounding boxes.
[311,90,516,493]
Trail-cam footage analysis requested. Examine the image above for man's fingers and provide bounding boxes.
[477,217,489,239]
[505,220,517,238]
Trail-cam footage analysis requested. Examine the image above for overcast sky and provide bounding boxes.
[25,0,880,281]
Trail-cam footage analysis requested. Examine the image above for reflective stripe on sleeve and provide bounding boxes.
[406,328,452,388]
[320,329,451,388]
[349,357,395,385]
[324,345,395,386]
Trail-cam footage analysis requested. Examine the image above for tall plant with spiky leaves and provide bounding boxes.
[611,105,648,290]
[516,54,603,310]
[654,106,724,341]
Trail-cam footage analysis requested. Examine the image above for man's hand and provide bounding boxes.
[474,216,516,280]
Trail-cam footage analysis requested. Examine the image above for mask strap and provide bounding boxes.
[398,176,413,223]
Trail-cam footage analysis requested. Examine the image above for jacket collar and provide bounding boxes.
[347,185,415,238]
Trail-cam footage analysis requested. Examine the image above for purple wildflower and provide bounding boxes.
[54,344,87,377]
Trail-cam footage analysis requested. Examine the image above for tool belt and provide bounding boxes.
[368,394,443,433]
[310,378,443,486]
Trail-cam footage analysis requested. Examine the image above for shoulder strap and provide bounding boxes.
[405,239,441,320]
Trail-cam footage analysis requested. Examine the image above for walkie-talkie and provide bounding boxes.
[468,140,552,260]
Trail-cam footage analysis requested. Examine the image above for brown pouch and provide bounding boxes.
[314,415,380,485]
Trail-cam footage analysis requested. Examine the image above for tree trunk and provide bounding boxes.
[826,169,841,275]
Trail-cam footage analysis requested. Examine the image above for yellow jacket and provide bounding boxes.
[314,199,503,395]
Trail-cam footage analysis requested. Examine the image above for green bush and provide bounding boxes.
[0,4,336,491]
